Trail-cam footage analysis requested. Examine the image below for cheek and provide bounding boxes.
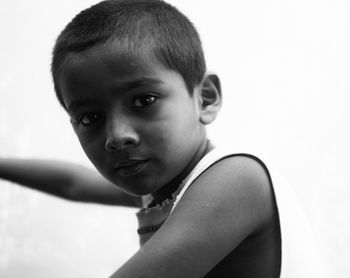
[143,120,169,144]
[75,132,105,164]
[144,104,200,146]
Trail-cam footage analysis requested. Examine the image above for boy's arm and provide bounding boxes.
[109,156,275,278]
[0,158,141,207]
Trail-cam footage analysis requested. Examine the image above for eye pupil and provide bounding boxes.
[134,95,157,107]
[81,113,99,126]
[141,96,155,105]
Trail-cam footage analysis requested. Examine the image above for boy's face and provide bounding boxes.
[58,43,207,196]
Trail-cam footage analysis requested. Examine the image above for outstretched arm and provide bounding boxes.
[0,158,141,207]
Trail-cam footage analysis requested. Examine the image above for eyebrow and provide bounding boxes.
[121,77,163,91]
[67,77,163,112]
[67,97,99,113]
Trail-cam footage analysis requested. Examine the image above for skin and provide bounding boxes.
[112,157,281,278]
[57,43,280,277]
[0,158,141,207]
[59,43,215,200]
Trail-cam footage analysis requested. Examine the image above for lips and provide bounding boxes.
[114,159,149,176]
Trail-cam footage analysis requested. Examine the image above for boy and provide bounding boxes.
[50,1,281,277]
[2,0,324,277]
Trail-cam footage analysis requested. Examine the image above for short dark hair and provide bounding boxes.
[51,0,206,109]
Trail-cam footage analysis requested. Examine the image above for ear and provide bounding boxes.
[197,73,222,125]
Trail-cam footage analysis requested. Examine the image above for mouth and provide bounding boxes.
[114,159,149,177]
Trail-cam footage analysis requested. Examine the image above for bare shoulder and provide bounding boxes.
[202,154,273,204]
[175,154,276,236]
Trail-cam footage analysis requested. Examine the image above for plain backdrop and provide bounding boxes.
[0,0,349,277]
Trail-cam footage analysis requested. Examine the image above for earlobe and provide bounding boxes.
[199,73,222,125]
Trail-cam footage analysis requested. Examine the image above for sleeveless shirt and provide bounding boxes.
[136,147,327,277]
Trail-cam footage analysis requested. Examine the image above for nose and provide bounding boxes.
[104,117,140,152]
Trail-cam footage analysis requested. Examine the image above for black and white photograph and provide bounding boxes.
[0,0,348,277]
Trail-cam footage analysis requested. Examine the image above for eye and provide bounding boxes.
[133,95,158,108]
[78,112,100,127]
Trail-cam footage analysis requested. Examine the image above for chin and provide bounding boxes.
[117,180,157,197]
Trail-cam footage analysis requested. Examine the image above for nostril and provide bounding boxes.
[104,119,140,151]
[105,135,139,152]
[105,137,117,152]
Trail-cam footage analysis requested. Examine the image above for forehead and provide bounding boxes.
[58,43,188,110]
[59,43,167,94]
[61,42,163,78]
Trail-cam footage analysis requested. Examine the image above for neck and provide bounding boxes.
[150,139,214,206]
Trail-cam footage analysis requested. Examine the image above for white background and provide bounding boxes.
[0,0,349,277]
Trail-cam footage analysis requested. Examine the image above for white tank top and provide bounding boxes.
[171,147,327,278]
